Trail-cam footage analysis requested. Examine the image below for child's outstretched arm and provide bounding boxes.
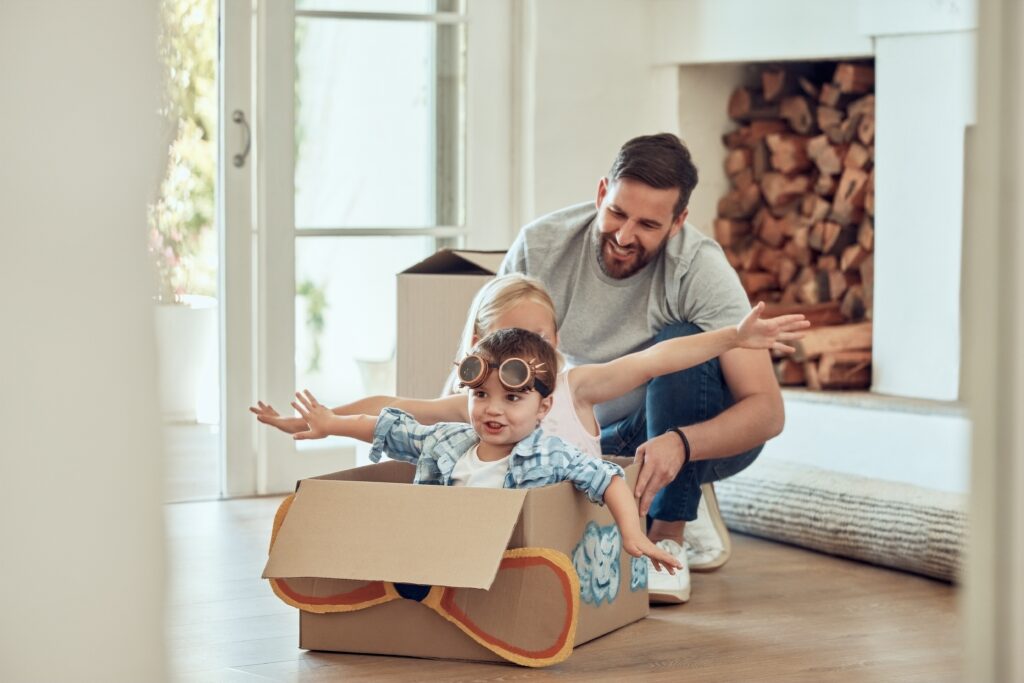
[570,301,810,407]
[251,393,470,435]
[603,477,682,573]
[290,390,377,442]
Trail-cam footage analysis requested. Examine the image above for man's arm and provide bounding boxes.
[633,347,783,516]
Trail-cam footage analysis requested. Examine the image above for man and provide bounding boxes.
[498,133,784,603]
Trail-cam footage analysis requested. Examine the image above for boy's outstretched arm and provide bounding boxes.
[290,390,377,442]
[570,302,810,407]
[250,393,469,434]
[603,476,683,573]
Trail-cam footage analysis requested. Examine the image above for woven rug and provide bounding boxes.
[715,459,965,582]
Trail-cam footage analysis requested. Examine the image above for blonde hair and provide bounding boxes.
[444,273,560,395]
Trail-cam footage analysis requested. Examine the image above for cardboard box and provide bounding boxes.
[263,458,649,667]
[396,249,505,399]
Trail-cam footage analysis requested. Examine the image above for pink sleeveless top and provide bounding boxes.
[540,369,602,458]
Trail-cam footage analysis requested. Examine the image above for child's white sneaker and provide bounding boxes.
[685,482,732,572]
[647,539,691,604]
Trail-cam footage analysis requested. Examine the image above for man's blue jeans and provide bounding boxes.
[599,322,763,523]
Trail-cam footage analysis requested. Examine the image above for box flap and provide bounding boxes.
[263,478,527,590]
[400,249,505,276]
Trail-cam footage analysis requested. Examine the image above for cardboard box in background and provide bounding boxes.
[397,250,506,399]
[263,458,649,666]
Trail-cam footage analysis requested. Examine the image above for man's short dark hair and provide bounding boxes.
[472,328,559,395]
[607,133,699,219]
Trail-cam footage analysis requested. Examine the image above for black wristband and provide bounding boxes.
[666,427,691,466]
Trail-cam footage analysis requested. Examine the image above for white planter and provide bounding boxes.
[154,295,219,423]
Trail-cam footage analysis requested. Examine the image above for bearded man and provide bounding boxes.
[498,133,784,604]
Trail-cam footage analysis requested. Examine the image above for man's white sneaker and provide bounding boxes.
[685,482,732,572]
[647,539,691,604]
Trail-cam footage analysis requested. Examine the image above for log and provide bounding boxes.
[864,170,875,216]
[729,87,781,121]
[777,257,798,287]
[796,267,828,305]
[717,183,761,219]
[847,94,875,120]
[752,140,770,181]
[798,76,819,99]
[763,301,846,327]
[814,173,837,197]
[804,360,822,390]
[757,246,785,274]
[784,235,813,266]
[819,82,842,108]
[724,247,742,270]
[834,63,875,94]
[831,168,869,225]
[749,119,790,142]
[840,284,866,321]
[761,173,811,207]
[858,114,875,146]
[833,112,863,144]
[857,218,874,251]
[818,351,872,389]
[823,223,857,255]
[766,133,812,173]
[740,271,777,296]
[775,359,806,386]
[741,243,765,272]
[725,147,752,176]
[860,254,874,316]
[844,142,871,170]
[780,95,816,134]
[762,68,788,102]
[714,218,752,248]
[781,283,801,304]
[808,222,826,251]
[801,194,832,223]
[793,321,873,361]
[826,268,848,301]
[754,208,787,248]
[818,255,838,272]
[840,243,870,272]
[807,135,846,176]
[817,106,843,135]
[723,127,750,149]
[733,167,756,191]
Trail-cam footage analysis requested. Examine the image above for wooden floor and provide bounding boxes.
[167,496,960,682]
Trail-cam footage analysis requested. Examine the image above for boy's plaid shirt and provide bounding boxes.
[369,407,624,504]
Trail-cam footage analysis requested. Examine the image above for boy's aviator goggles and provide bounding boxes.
[456,355,552,398]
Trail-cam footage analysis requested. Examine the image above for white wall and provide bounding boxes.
[0,1,167,681]
[516,0,679,230]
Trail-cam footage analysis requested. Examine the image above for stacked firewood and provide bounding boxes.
[715,62,875,390]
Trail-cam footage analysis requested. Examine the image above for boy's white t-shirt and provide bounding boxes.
[450,446,511,488]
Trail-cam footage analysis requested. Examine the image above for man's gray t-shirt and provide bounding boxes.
[498,201,750,425]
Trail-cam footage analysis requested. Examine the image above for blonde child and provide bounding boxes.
[288,327,683,572]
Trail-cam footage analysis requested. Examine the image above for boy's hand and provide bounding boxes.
[291,390,338,440]
[736,301,811,354]
[623,533,683,574]
[249,401,307,434]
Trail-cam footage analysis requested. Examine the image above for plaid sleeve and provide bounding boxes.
[368,407,441,465]
[548,438,625,504]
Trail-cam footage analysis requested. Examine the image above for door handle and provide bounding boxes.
[232,109,251,168]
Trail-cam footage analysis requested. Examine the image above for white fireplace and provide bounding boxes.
[647,0,977,493]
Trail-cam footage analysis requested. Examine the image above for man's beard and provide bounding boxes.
[596,232,661,279]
